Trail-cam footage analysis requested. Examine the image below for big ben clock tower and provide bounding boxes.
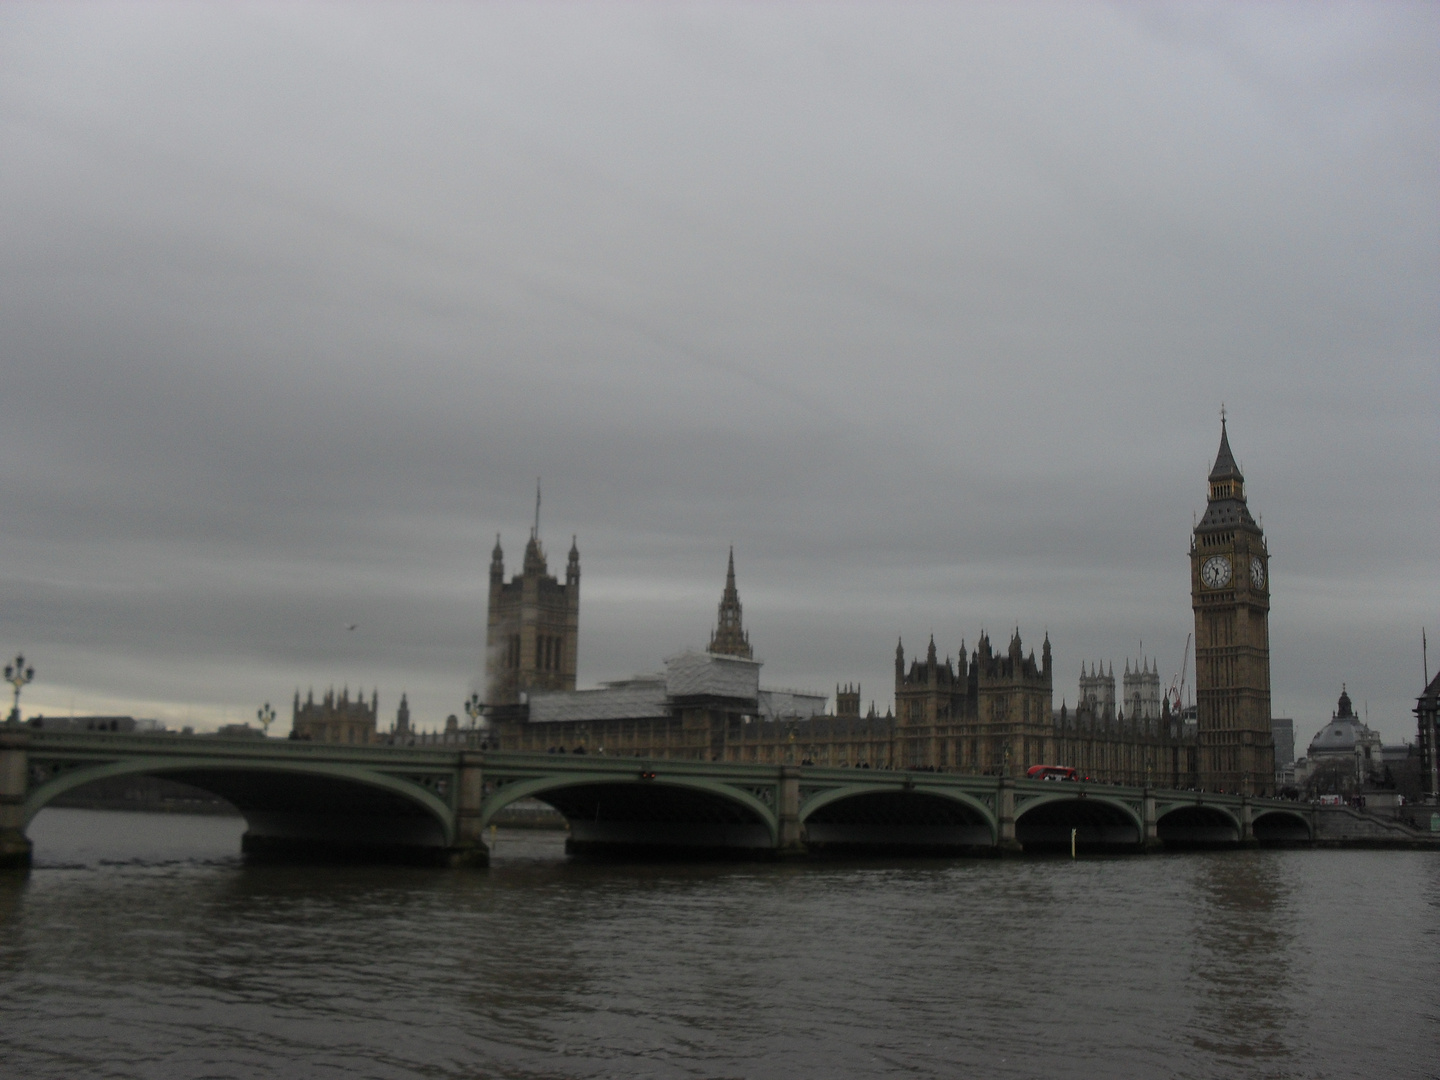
[1191,417,1275,795]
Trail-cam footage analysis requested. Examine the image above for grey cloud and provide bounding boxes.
[1,3,1436,745]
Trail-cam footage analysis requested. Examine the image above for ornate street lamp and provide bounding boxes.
[464,692,485,729]
[5,654,34,723]
[464,692,492,748]
[257,702,275,737]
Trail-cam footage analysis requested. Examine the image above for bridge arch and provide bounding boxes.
[1251,807,1312,845]
[799,784,997,852]
[24,757,456,855]
[1154,802,1242,847]
[482,773,780,853]
[1014,793,1144,851]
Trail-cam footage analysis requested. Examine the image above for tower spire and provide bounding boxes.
[1199,415,1256,529]
[708,547,752,658]
[522,482,547,575]
[1208,416,1243,486]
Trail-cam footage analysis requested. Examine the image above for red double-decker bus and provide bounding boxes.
[1026,764,1078,782]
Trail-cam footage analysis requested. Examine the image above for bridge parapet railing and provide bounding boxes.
[24,729,464,762]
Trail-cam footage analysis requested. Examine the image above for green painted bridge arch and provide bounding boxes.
[1152,799,1245,846]
[477,766,783,853]
[797,781,998,852]
[5,728,473,867]
[1250,806,1313,844]
[22,754,457,837]
[28,754,457,858]
[1012,790,1147,851]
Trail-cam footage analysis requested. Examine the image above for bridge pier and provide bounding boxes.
[448,750,490,868]
[776,766,806,856]
[1239,795,1256,847]
[996,778,1022,853]
[0,727,32,870]
[1141,788,1162,852]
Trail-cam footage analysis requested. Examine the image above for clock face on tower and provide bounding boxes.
[1250,556,1266,589]
[1200,555,1232,589]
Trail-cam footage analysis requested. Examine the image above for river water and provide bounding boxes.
[1,809,1436,1079]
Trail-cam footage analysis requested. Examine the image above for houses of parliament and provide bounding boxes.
[473,422,1275,795]
[295,424,1276,795]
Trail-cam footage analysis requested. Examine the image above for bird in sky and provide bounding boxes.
[345,623,359,632]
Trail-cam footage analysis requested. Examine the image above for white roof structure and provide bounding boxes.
[525,651,828,725]
[527,678,670,724]
[757,688,828,722]
[663,650,761,702]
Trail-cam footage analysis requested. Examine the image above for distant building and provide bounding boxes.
[290,687,378,744]
[1298,686,1383,796]
[1078,663,1115,722]
[486,527,579,707]
[1272,718,1295,787]
[215,723,265,739]
[1123,659,1162,723]
[1077,658,1162,725]
[1271,718,1295,769]
[1416,668,1440,801]
[392,693,412,739]
[27,715,138,733]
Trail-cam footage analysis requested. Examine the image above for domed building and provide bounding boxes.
[1299,686,1383,796]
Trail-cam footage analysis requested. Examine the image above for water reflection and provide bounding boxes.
[3,811,1437,1080]
[1186,850,1295,1068]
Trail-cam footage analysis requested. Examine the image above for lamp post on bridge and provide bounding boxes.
[464,692,488,747]
[5,654,34,724]
[257,702,275,737]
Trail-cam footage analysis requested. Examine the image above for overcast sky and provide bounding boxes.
[2,3,1436,747]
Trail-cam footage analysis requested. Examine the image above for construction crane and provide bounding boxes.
[1167,633,1191,715]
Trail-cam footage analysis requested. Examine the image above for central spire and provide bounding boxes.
[523,480,546,574]
[1197,416,1257,532]
[708,547,752,658]
[1209,416,1242,486]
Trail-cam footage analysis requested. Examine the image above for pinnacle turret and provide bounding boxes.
[523,533,546,575]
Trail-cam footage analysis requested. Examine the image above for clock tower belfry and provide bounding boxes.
[1191,418,1275,795]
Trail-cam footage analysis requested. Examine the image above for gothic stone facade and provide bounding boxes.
[486,531,580,705]
[891,632,1052,773]
[888,634,1193,786]
[490,554,1197,787]
[291,688,379,744]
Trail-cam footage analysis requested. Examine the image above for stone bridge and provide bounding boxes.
[3,727,1429,868]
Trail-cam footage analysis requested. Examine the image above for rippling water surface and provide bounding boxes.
[2,809,1436,1079]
